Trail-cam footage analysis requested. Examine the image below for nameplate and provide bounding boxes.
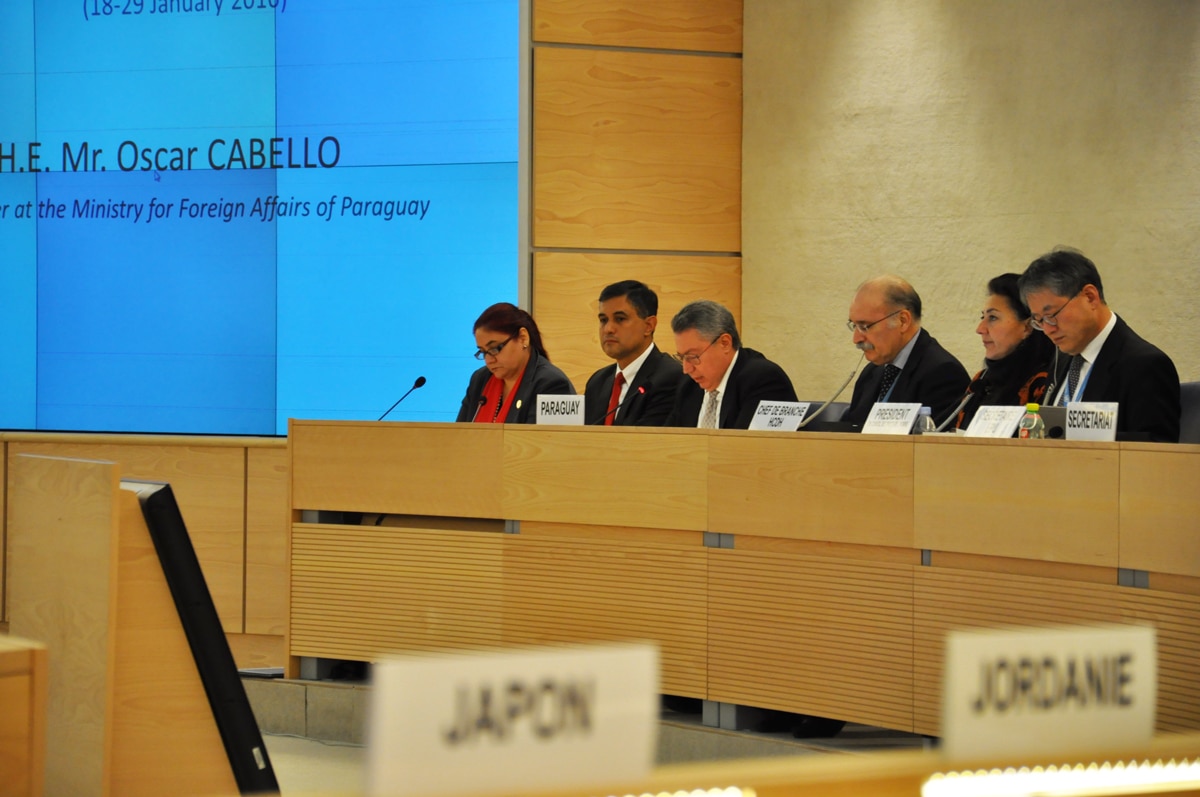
[367,643,658,796]
[749,400,810,431]
[965,406,1026,438]
[942,624,1156,760]
[861,403,921,434]
[1066,401,1119,441]
[535,394,583,425]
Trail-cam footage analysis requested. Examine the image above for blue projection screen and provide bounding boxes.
[0,1,518,434]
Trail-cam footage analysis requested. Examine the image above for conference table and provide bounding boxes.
[288,420,1200,737]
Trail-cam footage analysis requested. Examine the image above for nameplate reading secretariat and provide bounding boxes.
[749,400,810,431]
[535,394,583,425]
[942,624,1156,760]
[862,403,921,434]
[1066,401,1119,442]
[366,643,658,797]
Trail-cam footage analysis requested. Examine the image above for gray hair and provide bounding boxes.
[671,300,741,349]
[1019,247,1106,303]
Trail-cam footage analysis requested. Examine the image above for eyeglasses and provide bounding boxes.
[846,309,902,334]
[473,335,514,360]
[1030,293,1079,331]
[673,336,719,365]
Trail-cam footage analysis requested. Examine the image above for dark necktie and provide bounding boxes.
[604,371,625,426]
[1064,356,1083,405]
[877,364,901,402]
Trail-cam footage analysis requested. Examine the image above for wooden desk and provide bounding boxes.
[289,421,1200,736]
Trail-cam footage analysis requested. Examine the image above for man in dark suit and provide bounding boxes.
[1019,248,1180,443]
[844,275,970,428]
[583,280,683,426]
[665,300,797,429]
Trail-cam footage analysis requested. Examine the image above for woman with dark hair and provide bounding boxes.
[956,273,1057,429]
[455,302,576,423]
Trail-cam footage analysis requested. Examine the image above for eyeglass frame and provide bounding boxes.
[473,334,515,360]
[672,335,721,366]
[846,309,903,334]
[1029,292,1080,331]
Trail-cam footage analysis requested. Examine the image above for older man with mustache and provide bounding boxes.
[843,275,969,428]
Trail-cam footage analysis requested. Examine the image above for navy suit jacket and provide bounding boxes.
[455,349,575,424]
[583,345,684,426]
[1054,316,1180,443]
[665,347,797,430]
[845,328,970,428]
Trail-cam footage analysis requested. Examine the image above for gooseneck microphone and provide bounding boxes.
[798,354,865,428]
[590,385,646,425]
[377,375,427,421]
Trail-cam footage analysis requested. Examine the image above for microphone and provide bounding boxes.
[798,354,864,428]
[377,375,427,421]
[933,364,985,432]
[590,385,646,425]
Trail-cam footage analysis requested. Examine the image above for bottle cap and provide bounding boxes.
[1026,403,1040,412]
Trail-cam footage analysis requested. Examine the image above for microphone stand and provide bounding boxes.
[798,354,864,429]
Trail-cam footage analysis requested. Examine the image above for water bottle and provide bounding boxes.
[1017,403,1046,439]
[914,406,937,434]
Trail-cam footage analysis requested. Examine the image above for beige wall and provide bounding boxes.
[743,0,1200,400]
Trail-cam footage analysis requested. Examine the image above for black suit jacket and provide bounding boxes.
[845,328,970,428]
[1054,316,1180,443]
[665,347,797,430]
[455,349,576,424]
[583,345,684,426]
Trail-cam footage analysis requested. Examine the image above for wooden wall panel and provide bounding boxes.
[0,636,47,797]
[1120,446,1200,578]
[7,441,247,631]
[914,438,1120,567]
[534,0,743,52]
[533,251,741,392]
[709,434,915,546]
[533,47,741,252]
[913,568,1122,737]
[290,524,503,661]
[246,447,289,636]
[1120,589,1200,733]
[502,525,707,697]
[502,427,708,530]
[708,547,915,730]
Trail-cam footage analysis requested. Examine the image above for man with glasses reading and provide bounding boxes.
[843,275,969,428]
[665,299,797,429]
[1019,248,1180,443]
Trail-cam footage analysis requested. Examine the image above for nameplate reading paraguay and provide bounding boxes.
[535,394,583,425]
[941,624,1155,760]
[366,643,658,797]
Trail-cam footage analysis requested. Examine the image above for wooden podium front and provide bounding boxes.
[288,420,1200,736]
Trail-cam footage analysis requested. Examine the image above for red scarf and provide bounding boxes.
[472,368,526,423]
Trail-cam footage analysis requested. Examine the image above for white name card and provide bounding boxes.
[942,624,1156,761]
[366,643,659,797]
[965,405,1026,438]
[535,394,584,425]
[749,400,810,431]
[861,402,921,435]
[1066,401,1119,441]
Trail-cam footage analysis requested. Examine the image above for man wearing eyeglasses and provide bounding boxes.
[583,280,684,426]
[664,299,797,429]
[843,276,970,428]
[1019,248,1180,443]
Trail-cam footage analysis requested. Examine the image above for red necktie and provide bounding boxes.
[605,371,625,425]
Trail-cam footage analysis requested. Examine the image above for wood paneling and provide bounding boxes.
[290,524,504,660]
[1120,446,1200,578]
[914,437,1120,566]
[7,441,247,630]
[534,0,743,52]
[533,47,741,252]
[502,426,708,530]
[502,526,707,697]
[913,567,1122,737]
[708,548,914,730]
[709,433,915,545]
[290,421,504,519]
[533,250,741,391]
[1120,589,1200,733]
[0,636,47,797]
[246,447,289,636]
